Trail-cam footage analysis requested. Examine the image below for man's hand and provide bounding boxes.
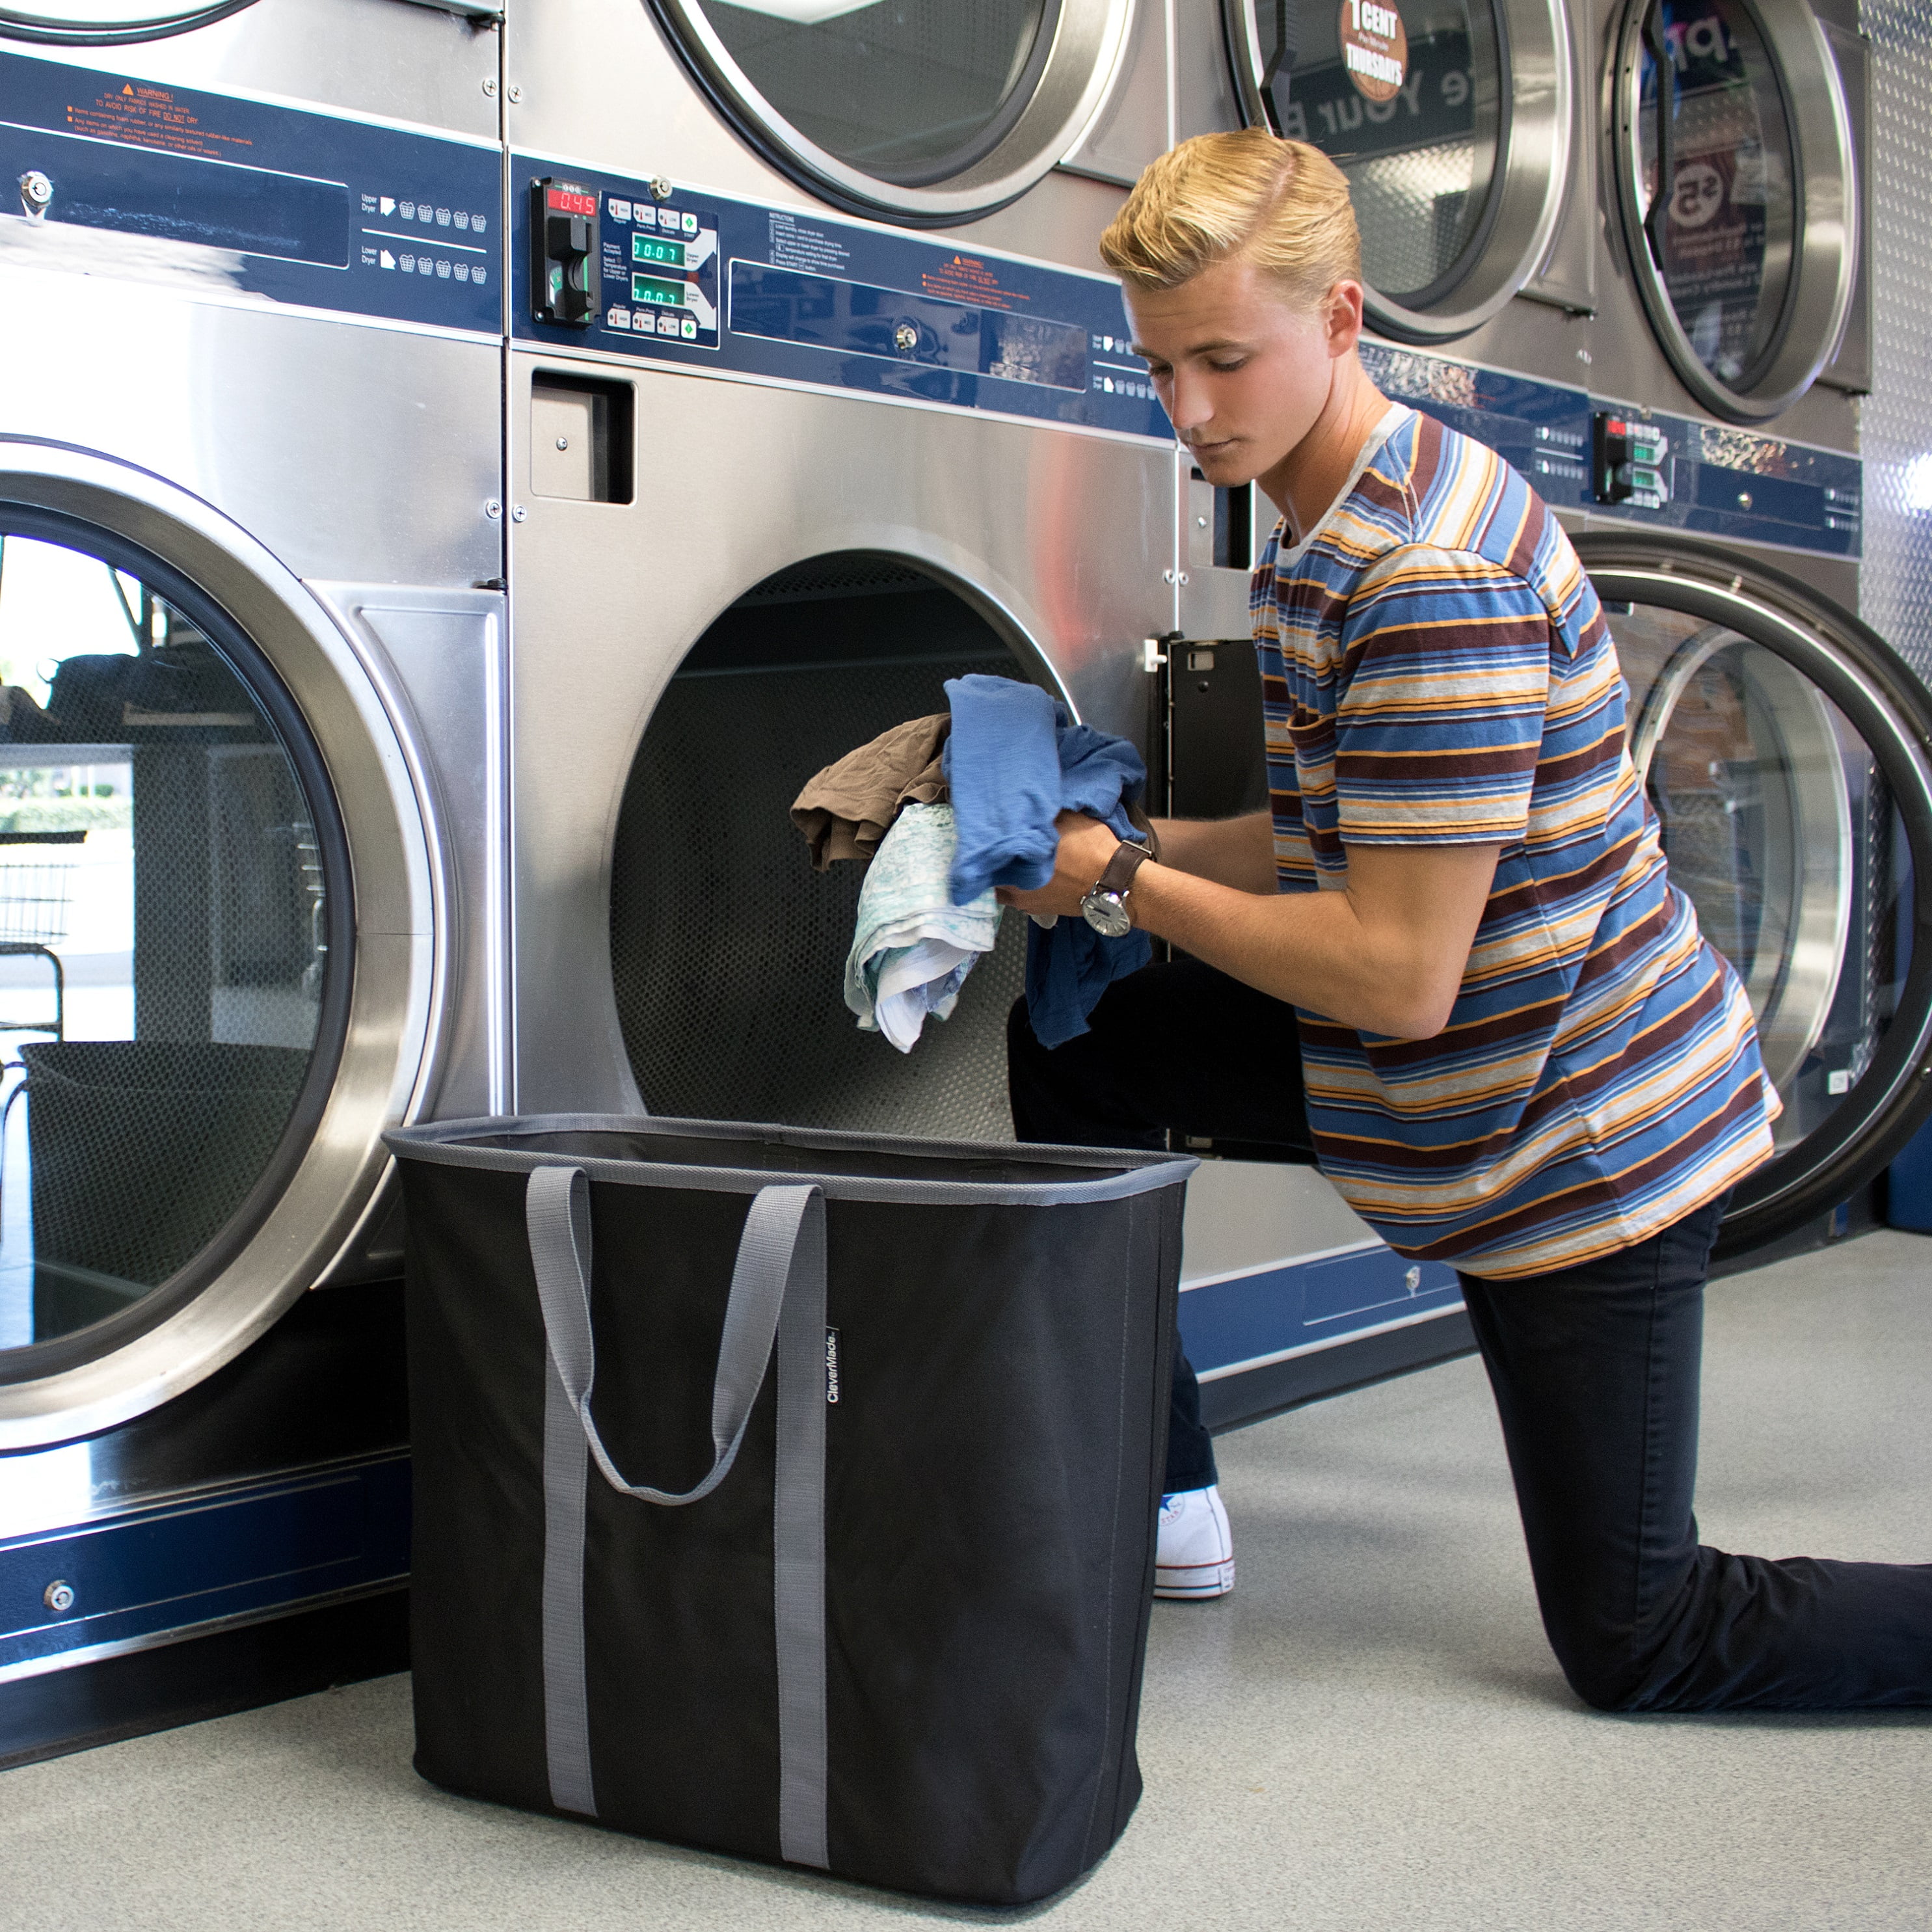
[993,812,1121,919]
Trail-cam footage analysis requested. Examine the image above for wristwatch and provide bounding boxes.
[1079,839,1155,938]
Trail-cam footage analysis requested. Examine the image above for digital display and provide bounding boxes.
[632,234,686,268]
[632,272,686,308]
[546,187,598,217]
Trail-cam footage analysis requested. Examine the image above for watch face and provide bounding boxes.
[1080,889,1133,939]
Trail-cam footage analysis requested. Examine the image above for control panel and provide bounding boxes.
[511,158,1169,442]
[0,51,500,336]
[1356,344,1861,558]
[1592,413,1670,510]
[601,191,719,348]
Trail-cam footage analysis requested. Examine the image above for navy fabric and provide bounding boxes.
[943,674,1152,1049]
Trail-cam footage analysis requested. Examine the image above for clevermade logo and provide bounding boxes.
[824,1327,841,1404]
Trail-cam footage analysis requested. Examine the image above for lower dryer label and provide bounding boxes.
[0,50,501,336]
[511,156,1172,442]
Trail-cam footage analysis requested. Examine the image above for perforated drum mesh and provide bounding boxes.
[610,568,1032,1142]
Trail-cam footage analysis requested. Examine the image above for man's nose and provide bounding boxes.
[1163,368,1214,435]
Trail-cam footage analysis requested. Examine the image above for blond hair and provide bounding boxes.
[1099,128,1362,307]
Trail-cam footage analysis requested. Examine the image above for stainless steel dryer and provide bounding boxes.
[508,168,1173,1141]
[505,0,1172,270]
[0,0,506,1760]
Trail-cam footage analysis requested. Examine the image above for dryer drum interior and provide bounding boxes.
[1611,0,1857,422]
[1222,0,1571,341]
[649,0,1133,222]
[609,552,1047,1142]
[1577,535,1932,1257]
[0,512,351,1369]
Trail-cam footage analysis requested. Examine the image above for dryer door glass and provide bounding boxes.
[1583,544,1932,1258]
[1635,0,1796,395]
[1245,0,1506,308]
[689,0,1056,186]
[0,530,338,1350]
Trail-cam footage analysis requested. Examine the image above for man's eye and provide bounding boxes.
[1209,358,1248,373]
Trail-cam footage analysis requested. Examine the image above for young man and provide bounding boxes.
[1004,129,1931,1709]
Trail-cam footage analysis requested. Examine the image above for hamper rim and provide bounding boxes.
[382,1112,1198,1206]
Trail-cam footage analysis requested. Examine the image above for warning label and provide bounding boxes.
[920,253,1030,312]
[64,81,255,162]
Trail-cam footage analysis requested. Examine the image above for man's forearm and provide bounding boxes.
[1126,863,1416,1033]
[1147,811,1278,893]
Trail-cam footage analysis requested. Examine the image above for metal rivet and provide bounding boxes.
[484,499,503,518]
[511,504,528,522]
[19,170,52,215]
[1162,568,1189,585]
[556,436,569,450]
[649,176,673,202]
[506,83,523,103]
[481,76,497,96]
[1737,490,1752,511]
[44,1580,75,1613]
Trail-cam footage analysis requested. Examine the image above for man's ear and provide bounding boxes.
[1325,279,1365,359]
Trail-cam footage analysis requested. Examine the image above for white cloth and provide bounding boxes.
[843,803,1000,1053]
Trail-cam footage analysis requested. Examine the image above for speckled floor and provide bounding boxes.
[2,1232,1927,1931]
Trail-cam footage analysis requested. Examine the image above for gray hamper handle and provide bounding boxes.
[526,1162,822,1505]
[524,1163,831,1868]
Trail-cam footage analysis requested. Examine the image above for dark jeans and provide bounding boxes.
[1010,959,1932,1709]
[1463,1199,1932,1710]
[1006,959,1315,1497]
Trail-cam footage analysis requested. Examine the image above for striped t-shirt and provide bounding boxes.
[1255,405,1778,1278]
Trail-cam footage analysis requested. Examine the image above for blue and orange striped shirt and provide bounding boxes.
[1256,405,1778,1278]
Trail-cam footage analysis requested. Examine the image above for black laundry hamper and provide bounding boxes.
[384,1114,1194,1907]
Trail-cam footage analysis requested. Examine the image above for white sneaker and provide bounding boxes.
[1155,1484,1234,1600]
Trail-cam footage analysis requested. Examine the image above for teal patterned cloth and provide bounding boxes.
[844,803,1001,1053]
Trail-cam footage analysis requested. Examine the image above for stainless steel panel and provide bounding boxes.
[0,0,503,138]
[505,0,1136,273]
[508,355,1173,1113]
[1180,1161,1378,1281]
[0,446,440,1447]
[1058,0,1172,187]
[1174,0,1243,140]
[0,285,503,587]
[308,587,511,1121]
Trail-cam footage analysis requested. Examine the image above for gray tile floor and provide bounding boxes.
[3,1233,1928,1931]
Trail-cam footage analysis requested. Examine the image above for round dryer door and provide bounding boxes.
[1223,0,1572,341]
[0,448,435,1449]
[1612,0,1857,423]
[648,0,1134,222]
[1574,534,1932,1259]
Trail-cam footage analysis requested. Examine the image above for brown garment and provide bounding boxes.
[790,712,950,870]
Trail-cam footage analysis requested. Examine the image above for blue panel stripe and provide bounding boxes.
[1181,1248,1463,1378]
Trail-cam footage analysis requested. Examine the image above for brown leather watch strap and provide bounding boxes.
[1093,839,1155,900]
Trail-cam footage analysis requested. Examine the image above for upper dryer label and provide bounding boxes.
[511,157,1172,443]
[0,51,501,336]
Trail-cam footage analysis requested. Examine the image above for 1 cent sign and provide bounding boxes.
[1338,0,1408,103]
